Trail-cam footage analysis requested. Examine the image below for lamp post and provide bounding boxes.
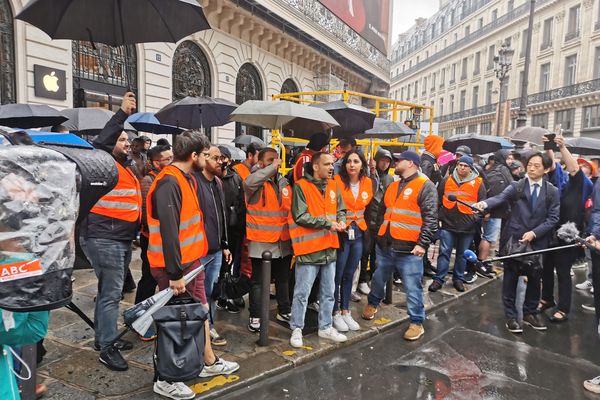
[517,0,536,127]
[493,41,514,135]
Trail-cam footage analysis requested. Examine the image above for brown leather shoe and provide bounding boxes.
[403,323,425,341]
[361,304,378,320]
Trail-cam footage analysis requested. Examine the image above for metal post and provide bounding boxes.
[19,344,37,400]
[517,0,536,127]
[258,250,272,346]
[383,277,393,304]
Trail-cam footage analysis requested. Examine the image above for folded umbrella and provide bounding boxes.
[0,104,67,129]
[61,108,114,135]
[443,133,513,154]
[508,126,550,146]
[310,100,376,138]
[156,96,238,129]
[127,112,183,135]
[565,137,600,156]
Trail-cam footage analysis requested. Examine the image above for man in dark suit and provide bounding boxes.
[474,152,559,334]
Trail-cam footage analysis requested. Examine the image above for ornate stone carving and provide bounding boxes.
[0,0,16,104]
[583,0,593,10]
[555,10,565,22]
[172,41,211,100]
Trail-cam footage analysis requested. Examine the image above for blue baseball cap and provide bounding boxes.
[396,150,421,165]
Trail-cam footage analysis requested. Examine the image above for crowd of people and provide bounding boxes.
[5,91,600,399]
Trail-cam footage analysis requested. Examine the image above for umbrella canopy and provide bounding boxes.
[61,108,114,134]
[443,134,514,154]
[230,100,339,139]
[356,118,414,139]
[26,130,94,149]
[311,100,375,138]
[219,144,246,161]
[126,112,183,135]
[566,137,600,156]
[156,96,238,129]
[508,126,550,146]
[232,135,265,147]
[0,104,67,129]
[16,0,210,47]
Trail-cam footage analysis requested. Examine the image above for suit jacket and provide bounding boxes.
[485,178,560,250]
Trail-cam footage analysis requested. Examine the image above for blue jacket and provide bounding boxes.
[590,179,600,239]
[485,179,560,250]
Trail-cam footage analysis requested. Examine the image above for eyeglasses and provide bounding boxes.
[208,155,225,163]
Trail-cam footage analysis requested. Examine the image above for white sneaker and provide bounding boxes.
[318,327,348,343]
[153,380,195,399]
[332,313,349,332]
[290,328,303,348]
[199,357,239,378]
[341,312,360,331]
[584,376,600,394]
[358,282,371,295]
[576,280,593,291]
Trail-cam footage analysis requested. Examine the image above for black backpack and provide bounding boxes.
[485,165,511,197]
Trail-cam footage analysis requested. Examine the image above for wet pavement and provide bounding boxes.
[220,267,600,400]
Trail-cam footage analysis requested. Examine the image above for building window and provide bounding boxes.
[481,122,492,134]
[540,63,551,92]
[450,63,456,83]
[414,80,418,97]
[583,105,600,129]
[555,109,575,134]
[440,68,446,87]
[487,44,496,70]
[473,51,481,76]
[594,47,600,79]
[564,54,577,86]
[541,18,553,49]
[468,124,478,133]
[460,90,466,112]
[439,97,444,116]
[456,126,466,135]
[472,86,479,109]
[492,9,498,21]
[486,81,493,105]
[72,41,138,110]
[520,29,528,58]
[508,0,514,12]
[500,77,509,101]
[172,41,211,100]
[478,17,484,30]
[0,0,16,104]
[400,87,404,100]
[566,4,581,41]
[450,94,455,114]
[422,77,427,95]
[465,25,470,37]
[532,113,549,128]
[461,57,468,80]
[236,63,263,138]
[431,72,436,91]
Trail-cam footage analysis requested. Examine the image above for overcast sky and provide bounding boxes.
[391,0,439,41]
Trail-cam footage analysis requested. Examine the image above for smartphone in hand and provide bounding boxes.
[544,133,559,151]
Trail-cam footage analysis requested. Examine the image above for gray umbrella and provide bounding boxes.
[156,96,238,129]
[0,104,67,129]
[566,137,600,156]
[16,0,210,47]
[356,118,414,139]
[508,126,550,146]
[232,135,265,147]
[61,108,114,135]
[219,144,246,161]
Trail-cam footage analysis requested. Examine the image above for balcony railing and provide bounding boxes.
[565,30,580,42]
[433,78,600,123]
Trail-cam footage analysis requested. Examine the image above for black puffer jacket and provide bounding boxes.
[420,152,442,186]
[222,167,245,239]
[365,168,394,232]
[377,172,439,252]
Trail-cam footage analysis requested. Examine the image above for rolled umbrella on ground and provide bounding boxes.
[443,133,513,154]
[0,104,67,129]
[156,96,238,129]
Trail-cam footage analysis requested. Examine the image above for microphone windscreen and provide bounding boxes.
[463,249,478,262]
[447,194,457,201]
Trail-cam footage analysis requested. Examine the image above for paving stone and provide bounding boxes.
[38,339,76,369]
[41,380,96,400]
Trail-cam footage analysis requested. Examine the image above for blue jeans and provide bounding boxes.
[84,238,132,350]
[434,229,475,283]
[290,262,336,330]
[367,245,425,324]
[335,226,363,312]
[201,250,223,327]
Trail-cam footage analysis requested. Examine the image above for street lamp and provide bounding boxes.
[493,41,514,135]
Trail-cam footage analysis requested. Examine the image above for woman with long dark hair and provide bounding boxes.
[332,150,373,332]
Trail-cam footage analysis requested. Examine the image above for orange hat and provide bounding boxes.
[577,158,597,176]
[424,135,445,158]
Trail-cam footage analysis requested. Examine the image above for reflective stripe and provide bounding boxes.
[247,222,285,232]
[148,244,163,253]
[389,221,421,231]
[290,229,333,244]
[326,213,337,220]
[94,199,139,211]
[347,210,365,218]
[181,232,205,247]
[180,214,201,230]
[247,209,288,217]
[446,191,471,197]
[106,188,138,197]
[148,225,160,234]
[388,208,421,218]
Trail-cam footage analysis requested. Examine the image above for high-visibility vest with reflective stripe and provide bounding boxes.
[146,165,208,269]
[289,178,340,256]
[378,176,427,242]
[246,181,292,243]
[90,161,142,222]
[334,175,373,231]
[442,176,482,215]
[233,163,251,181]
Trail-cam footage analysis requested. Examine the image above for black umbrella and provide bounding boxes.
[444,133,514,154]
[61,108,114,135]
[566,137,600,156]
[508,126,549,146]
[0,104,67,129]
[356,118,414,139]
[156,96,238,129]
[16,0,210,47]
[309,100,376,138]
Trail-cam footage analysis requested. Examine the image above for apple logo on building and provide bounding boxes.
[42,71,60,93]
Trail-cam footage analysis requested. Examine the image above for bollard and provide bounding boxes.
[19,344,37,399]
[258,250,272,346]
[383,277,393,304]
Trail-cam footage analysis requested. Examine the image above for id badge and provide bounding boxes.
[348,227,355,241]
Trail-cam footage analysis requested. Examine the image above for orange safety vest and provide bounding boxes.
[146,165,208,268]
[90,161,142,222]
[246,181,293,243]
[334,175,373,231]
[288,178,340,256]
[233,162,251,181]
[442,176,482,215]
[378,175,428,242]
